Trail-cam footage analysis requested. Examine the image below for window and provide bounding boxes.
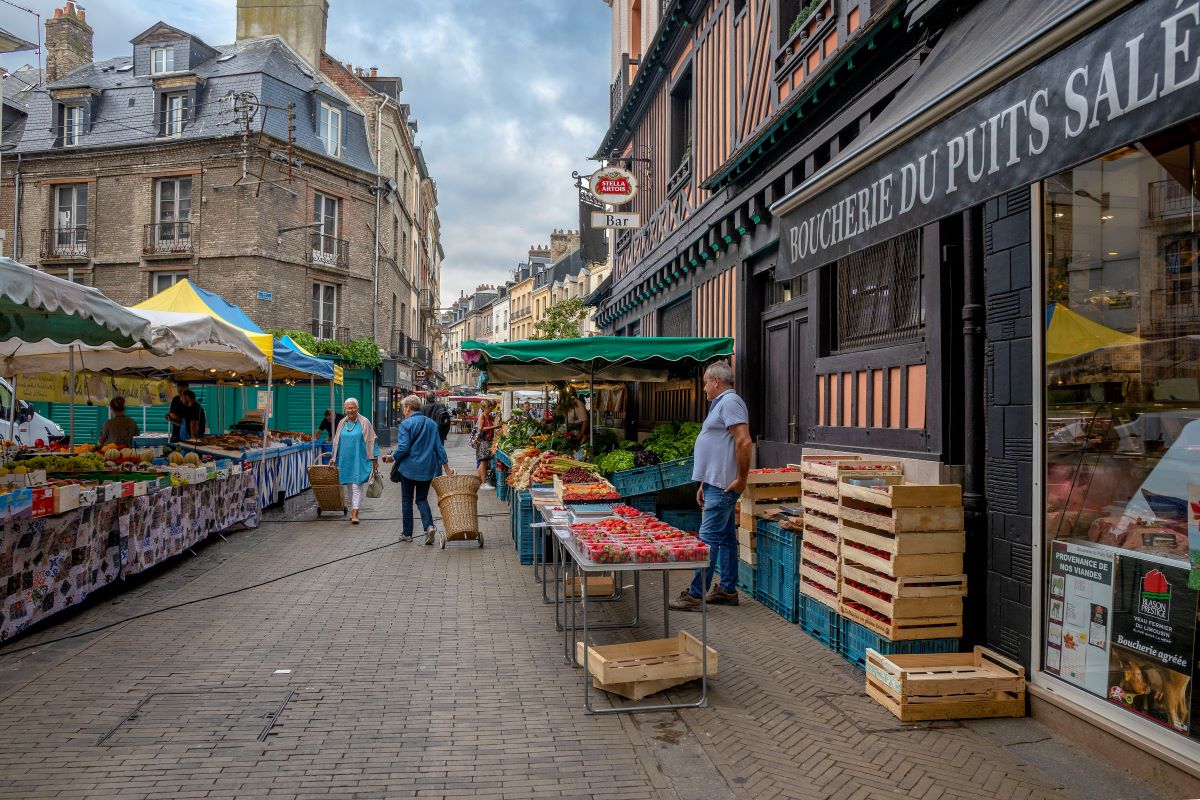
[152,271,188,294]
[311,192,340,265]
[1041,128,1200,744]
[163,93,186,137]
[311,282,337,339]
[832,230,922,351]
[63,105,83,147]
[153,176,192,248]
[669,68,693,176]
[52,183,88,256]
[151,46,175,75]
[319,103,341,157]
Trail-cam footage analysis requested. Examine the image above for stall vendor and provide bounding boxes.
[183,389,207,438]
[166,381,190,442]
[98,397,139,448]
[563,388,590,438]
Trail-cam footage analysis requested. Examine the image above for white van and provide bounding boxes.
[0,378,66,445]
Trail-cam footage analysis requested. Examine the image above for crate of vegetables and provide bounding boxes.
[610,464,664,497]
[554,472,620,503]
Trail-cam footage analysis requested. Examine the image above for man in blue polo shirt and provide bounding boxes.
[670,360,752,611]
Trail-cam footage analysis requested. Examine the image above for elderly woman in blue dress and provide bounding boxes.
[331,397,380,525]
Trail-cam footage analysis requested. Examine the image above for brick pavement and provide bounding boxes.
[0,436,1164,800]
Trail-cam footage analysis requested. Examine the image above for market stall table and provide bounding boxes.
[178,439,320,508]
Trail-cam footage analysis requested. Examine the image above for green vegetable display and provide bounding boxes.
[594,450,636,476]
[643,421,701,462]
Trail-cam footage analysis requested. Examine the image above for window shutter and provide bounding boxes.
[51,104,62,145]
[82,101,93,134]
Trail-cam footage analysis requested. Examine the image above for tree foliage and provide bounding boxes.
[531,298,589,340]
[266,329,383,371]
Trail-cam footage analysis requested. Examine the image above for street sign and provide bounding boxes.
[590,211,641,229]
[589,165,638,205]
[256,291,272,300]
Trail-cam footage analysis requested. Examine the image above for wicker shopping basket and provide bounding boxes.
[432,468,483,548]
[308,452,346,516]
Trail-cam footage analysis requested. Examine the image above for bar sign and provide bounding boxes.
[591,211,641,229]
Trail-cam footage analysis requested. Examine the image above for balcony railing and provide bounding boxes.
[308,232,350,269]
[143,221,193,257]
[420,289,439,315]
[1149,179,1200,220]
[1150,288,1200,327]
[311,321,349,342]
[391,329,410,358]
[610,54,639,122]
[39,227,90,262]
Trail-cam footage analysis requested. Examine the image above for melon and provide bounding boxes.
[168,452,185,466]
[183,452,201,466]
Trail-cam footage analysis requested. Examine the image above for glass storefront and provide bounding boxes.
[1042,123,1200,742]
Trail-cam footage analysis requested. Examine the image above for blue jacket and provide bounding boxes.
[391,413,448,481]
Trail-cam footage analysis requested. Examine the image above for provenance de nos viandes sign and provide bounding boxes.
[589,165,638,205]
[777,0,1200,278]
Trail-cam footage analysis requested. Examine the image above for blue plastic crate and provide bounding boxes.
[661,509,704,533]
[737,559,755,594]
[798,594,839,651]
[838,616,959,670]
[496,478,509,502]
[658,457,695,489]
[626,494,656,514]
[753,521,800,623]
[511,490,534,564]
[495,450,512,468]
[610,465,663,497]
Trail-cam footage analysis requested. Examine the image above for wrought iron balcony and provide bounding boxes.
[308,232,350,270]
[1149,179,1200,220]
[609,54,638,122]
[1150,288,1200,328]
[391,329,410,358]
[143,221,193,257]
[310,321,349,342]
[39,226,90,262]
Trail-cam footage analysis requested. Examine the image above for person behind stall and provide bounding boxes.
[383,394,449,545]
[166,381,190,442]
[521,401,533,416]
[331,398,380,525]
[563,387,590,439]
[317,409,343,440]
[98,396,139,448]
[183,389,207,438]
[420,391,452,443]
[670,360,751,611]
[473,399,498,488]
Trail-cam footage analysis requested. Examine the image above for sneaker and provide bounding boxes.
[400,535,414,543]
[706,588,740,606]
[668,590,703,612]
[481,482,495,489]
[424,525,436,546]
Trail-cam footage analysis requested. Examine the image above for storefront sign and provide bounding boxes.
[590,211,642,229]
[589,166,638,205]
[20,372,175,406]
[1045,542,1114,697]
[778,0,1200,278]
[1108,556,1198,736]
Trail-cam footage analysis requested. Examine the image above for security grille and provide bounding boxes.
[834,230,922,351]
[659,296,692,337]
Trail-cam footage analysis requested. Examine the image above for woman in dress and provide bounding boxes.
[382,394,449,545]
[474,399,498,488]
[331,397,380,524]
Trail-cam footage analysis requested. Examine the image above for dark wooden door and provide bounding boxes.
[761,311,808,450]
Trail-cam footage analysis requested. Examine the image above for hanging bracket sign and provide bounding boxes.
[590,211,642,229]
[589,166,638,205]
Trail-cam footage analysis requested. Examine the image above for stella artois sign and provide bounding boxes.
[589,165,638,205]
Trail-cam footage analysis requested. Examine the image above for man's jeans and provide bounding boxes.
[688,483,739,598]
[400,477,434,538]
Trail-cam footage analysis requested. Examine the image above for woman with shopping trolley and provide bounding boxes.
[383,394,449,545]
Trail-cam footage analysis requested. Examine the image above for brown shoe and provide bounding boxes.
[706,588,740,606]
[668,590,702,612]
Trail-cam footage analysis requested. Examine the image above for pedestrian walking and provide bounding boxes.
[669,360,752,611]
[420,390,452,443]
[383,394,449,545]
[331,397,380,525]
[473,399,498,488]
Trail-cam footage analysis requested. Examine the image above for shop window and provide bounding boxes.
[1042,127,1200,742]
[832,230,922,351]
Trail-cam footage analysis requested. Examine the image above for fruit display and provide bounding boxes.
[191,433,271,450]
[561,481,620,503]
[2,453,105,473]
[507,448,599,490]
[561,467,596,484]
[569,510,709,564]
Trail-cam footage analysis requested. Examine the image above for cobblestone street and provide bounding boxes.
[0,436,1164,800]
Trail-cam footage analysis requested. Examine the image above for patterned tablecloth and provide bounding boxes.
[0,471,258,643]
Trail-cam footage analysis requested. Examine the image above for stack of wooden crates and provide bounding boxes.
[737,469,803,597]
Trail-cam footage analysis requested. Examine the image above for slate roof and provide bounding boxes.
[534,249,584,291]
[10,30,377,175]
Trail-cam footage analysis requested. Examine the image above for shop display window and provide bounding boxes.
[1042,123,1200,741]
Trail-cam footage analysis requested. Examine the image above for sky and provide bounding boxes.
[0,0,612,308]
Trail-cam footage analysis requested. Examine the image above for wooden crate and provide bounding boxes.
[839,524,965,559]
[841,561,967,600]
[841,538,964,577]
[865,647,1025,722]
[746,468,803,486]
[800,458,903,480]
[840,599,963,641]
[738,510,755,530]
[590,675,693,702]
[552,474,618,503]
[739,498,785,517]
[801,493,840,519]
[840,481,963,509]
[736,527,755,550]
[801,539,838,575]
[800,476,839,500]
[799,560,838,596]
[840,500,964,534]
[800,578,839,610]
[743,482,802,502]
[839,577,963,619]
[576,631,718,685]
[803,507,841,537]
[739,543,756,565]
[563,575,617,598]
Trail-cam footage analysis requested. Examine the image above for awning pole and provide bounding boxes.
[68,345,75,445]
[262,361,273,501]
[310,377,315,440]
[8,374,18,446]
[588,364,594,452]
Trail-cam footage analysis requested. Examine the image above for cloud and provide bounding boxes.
[0,0,611,307]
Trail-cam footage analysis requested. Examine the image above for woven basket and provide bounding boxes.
[432,469,483,546]
[308,453,345,515]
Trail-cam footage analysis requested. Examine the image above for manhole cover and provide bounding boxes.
[99,689,292,746]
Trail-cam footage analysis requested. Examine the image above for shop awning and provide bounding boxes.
[0,257,153,355]
[1045,303,1142,364]
[461,336,733,386]
[772,0,1184,279]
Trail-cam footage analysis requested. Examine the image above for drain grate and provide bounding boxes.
[99,688,293,746]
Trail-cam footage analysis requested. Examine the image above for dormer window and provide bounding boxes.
[151,46,175,75]
[63,105,83,146]
[164,93,186,137]
[319,103,341,157]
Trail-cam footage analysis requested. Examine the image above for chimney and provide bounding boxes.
[44,2,93,84]
[528,244,550,262]
[550,228,581,262]
[236,0,329,71]
[369,66,378,77]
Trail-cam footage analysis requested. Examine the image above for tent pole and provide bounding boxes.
[588,365,594,452]
[8,374,17,447]
[310,377,315,440]
[68,345,75,445]
[262,361,273,501]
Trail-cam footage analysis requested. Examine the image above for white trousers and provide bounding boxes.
[347,482,364,510]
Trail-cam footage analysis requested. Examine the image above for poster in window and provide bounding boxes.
[1108,556,1197,736]
[1046,542,1114,697]
[1189,484,1200,589]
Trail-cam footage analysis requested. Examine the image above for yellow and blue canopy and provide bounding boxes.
[1045,303,1142,363]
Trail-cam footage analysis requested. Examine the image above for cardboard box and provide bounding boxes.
[103,482,122,502]
[78,488,97,507]
[53,483,80,514]
[31,486,54,517]
[132,479,148,497]
[9,487,33,519]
